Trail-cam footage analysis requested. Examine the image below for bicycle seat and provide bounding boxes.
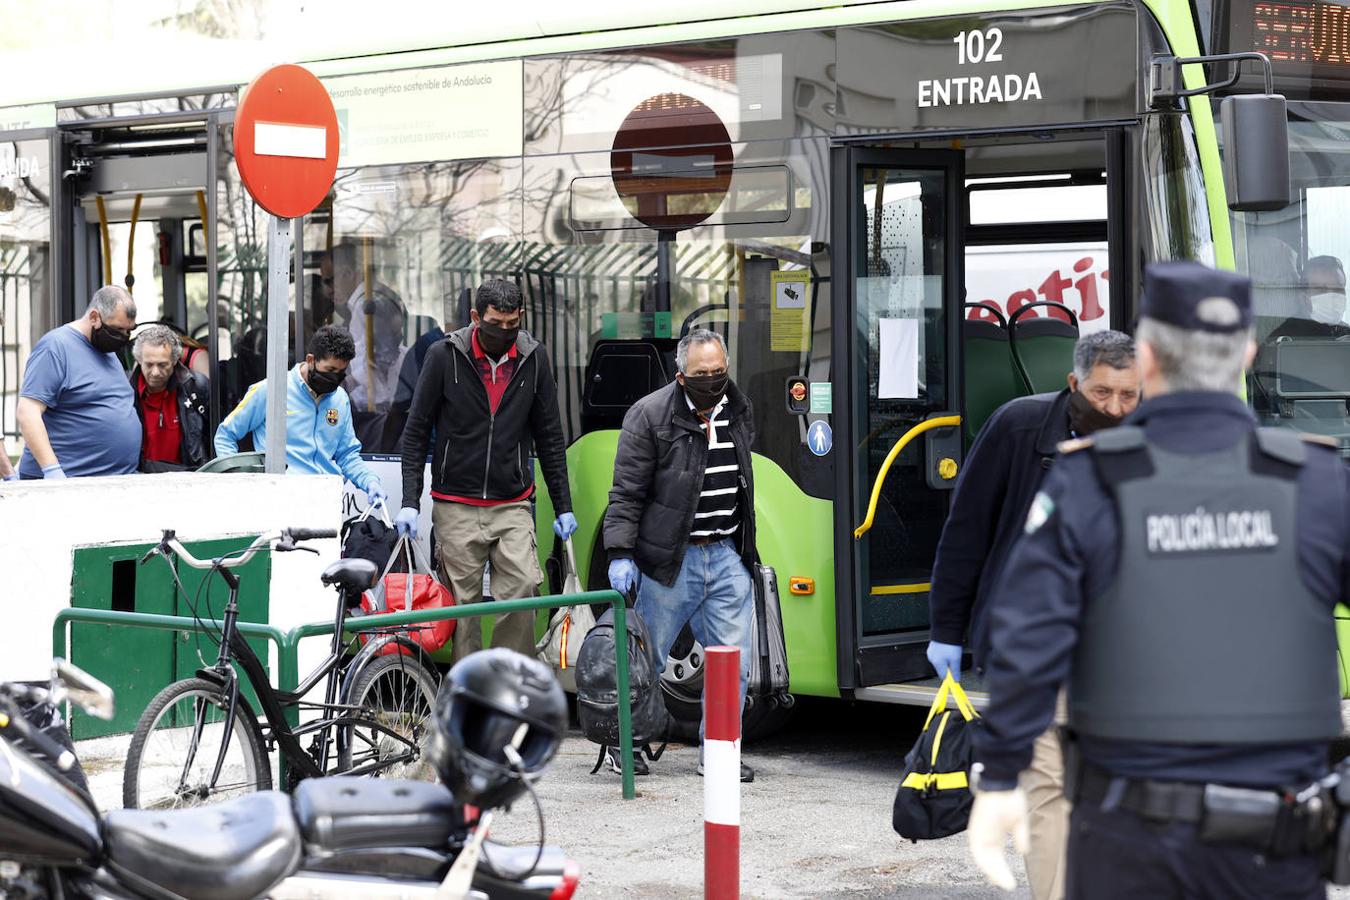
[321,558,379,593]
[103,791,300,900]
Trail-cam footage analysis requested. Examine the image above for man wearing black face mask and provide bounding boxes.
[214,325,386,505]
[603,328,759,781]
[926,328,1138,900]
[397,279,574,662]
[17,285,141,479]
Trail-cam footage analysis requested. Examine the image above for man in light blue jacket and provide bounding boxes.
[215,324,386,505]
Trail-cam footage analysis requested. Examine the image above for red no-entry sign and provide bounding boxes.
[234,64,339,218]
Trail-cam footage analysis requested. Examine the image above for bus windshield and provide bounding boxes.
[1230,101,1350,451]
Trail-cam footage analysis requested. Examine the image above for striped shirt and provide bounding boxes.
[689,394,741,540]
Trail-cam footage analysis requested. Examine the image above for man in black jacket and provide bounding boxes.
[129,325,210,472]
[604,328,757,782]
[927,328,1137,900]
[396,280,575,660]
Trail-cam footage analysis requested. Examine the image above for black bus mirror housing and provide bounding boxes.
[1220,93,1291,212]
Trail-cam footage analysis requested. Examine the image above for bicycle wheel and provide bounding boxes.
[123,678,271,810]
[338,654,439,781]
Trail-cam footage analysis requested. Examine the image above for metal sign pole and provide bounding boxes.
[265,215,293,474]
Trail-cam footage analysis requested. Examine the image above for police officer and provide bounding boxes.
[967,261,1346,899]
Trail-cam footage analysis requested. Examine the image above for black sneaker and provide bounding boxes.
[606,746,649,776]
[697,760,755,783]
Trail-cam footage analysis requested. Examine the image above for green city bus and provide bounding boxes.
[3,0,1350,736]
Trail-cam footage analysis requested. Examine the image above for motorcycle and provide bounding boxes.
[0,655,579,899]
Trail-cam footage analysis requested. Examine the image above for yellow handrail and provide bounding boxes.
[125,193,142,293]
[853,415,961,540]
[94,195,112,285]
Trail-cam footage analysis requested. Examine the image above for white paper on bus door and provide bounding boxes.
[878,318,919,399]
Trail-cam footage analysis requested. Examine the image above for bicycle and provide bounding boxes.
[122,526,442,811]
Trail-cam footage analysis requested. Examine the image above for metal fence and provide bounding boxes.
[53,589,640,799]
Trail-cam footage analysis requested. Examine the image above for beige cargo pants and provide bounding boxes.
[431,500,543,661]
[1019,692,1070,900]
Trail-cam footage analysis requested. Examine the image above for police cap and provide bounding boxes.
[1139,261,1252,333]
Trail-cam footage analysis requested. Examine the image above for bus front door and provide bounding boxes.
[834,148,965,694]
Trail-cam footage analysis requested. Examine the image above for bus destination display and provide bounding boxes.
[1221,0,1350,96]
[1252,1,1349,65]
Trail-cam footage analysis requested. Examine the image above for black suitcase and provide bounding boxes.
[748,563,792,704]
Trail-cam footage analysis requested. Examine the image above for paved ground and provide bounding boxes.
[487,698,1029,900]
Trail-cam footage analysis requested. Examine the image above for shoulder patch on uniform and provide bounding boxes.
[1057,437,1094,455]
[1025,491,1056,534]
[1299,433,1340,449]
[1254,427,1308,466]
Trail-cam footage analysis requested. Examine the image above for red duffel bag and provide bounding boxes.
[359,535,454,656]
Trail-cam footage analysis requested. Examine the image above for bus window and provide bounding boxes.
[280,158,525,454]
[0,135,52,469]
[525,136,828,497]
[965,170,1111,333]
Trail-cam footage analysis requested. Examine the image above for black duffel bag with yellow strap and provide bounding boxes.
[892,674,981,841]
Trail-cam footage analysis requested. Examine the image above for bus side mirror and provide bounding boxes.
[1220,94,1291,212]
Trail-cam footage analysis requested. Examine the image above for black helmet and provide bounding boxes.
[424,648,567,808]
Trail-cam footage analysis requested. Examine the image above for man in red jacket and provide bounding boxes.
[397,280,575,661]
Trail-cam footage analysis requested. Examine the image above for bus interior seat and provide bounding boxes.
[1011,314,1079,395]
[580,340,677,432]
[962,315,1024,444]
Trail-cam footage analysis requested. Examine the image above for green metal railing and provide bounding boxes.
[53,589,637,799]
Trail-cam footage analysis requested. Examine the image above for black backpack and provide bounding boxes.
[340,511,401,605]
[575,606,671,770]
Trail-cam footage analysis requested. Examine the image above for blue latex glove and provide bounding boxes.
[926,641,963,682]
[394,506,420,540]
[553,512,578,540]
[366,483,388,509]
[608,558,639,595]
[41,463,66,480]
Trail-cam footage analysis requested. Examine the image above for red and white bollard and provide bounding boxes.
[704,646,740,900]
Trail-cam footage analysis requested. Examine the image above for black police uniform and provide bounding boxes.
[975,262,1350,900]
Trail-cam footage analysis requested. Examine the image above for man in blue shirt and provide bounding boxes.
[17,285,141,479]
[215,324,386,506]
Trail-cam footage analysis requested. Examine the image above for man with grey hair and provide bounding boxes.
[129,324,210,472]
[969,262,1346,898]
[604,327,758,781]
[17,285,140,479]
[927,327,1138,900]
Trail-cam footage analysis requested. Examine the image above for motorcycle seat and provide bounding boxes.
[293,777,461,851]
[321,558,379,593]
[104,791,300,900]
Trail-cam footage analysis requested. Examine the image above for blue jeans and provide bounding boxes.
[636,538,753,743]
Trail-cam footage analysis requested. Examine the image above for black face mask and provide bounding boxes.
[91,322,131,354]
[682,372,730,412]
[1067,389,1125,436]
[477,320,519,359]
[307,365,347,396]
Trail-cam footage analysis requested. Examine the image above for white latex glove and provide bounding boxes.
[966,788,1029,892]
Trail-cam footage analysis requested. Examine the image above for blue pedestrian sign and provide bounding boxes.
[807,420,833,457]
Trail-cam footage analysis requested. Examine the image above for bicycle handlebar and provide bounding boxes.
[155,526,335,571]
[286,527,337,542]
